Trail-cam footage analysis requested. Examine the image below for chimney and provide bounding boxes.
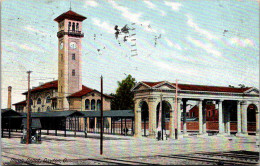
[7,86,12,109]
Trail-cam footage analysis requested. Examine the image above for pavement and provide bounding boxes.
[1,131,259,165]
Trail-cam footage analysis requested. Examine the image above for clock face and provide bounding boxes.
[60,42,63,50]
[70,42,77,49]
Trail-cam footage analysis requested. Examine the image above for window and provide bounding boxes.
[97,99,101,111]
[61,54,63,62]
[85,99,90,110]
[37,98,41,104]
[52,102,57,109]
[76,23,79,31]
[29,99,33,106]
[91,99,95,110]
[72,54,75,60]
[72,69,75,76]
[68,22,71,31]
[72,22,75,31]
[37,107,41,112]
[61,86,63,93]
[61,70,63,77]
[46,96,51,103]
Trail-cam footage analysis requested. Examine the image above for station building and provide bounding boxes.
[6,10,259,138]
[132,81,259,138]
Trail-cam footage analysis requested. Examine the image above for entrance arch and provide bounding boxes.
[247,104,257,133]
[156,101,171,132]
[140,101,149,136]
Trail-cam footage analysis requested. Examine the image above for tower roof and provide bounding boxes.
[54,10,87,22]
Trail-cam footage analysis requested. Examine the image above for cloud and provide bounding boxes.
[187,36,222,57]
[92,18,114,34]
[18,43,45,53]
[84,1,98,7]
[151,59,205,78]
[109,1,157,33]
[186,14,219,40]
[229,37,255,47]
[164,38,182,50]
[144,0,156,9]
[144,1,166,16]
[24,25,49,36]
[164,1,182,11]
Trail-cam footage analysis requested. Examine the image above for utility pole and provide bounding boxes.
[160,92,163,140]
[157,90,163,141]
[174,79,178,139]
[100,76,103,155]
[26,71,32,144]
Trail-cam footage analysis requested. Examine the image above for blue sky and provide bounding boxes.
[1,0,259,108]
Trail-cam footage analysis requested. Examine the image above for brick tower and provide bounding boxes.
[54,10,87,110]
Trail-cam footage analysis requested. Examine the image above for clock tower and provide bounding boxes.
[54,10,87,110]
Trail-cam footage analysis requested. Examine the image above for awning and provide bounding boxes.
[21,118,42,129]
[20,110,85,118]
[82,110,134,118]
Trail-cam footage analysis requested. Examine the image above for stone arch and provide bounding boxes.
[156,100,172,130]
[247,103,257,132]
[139,100,149,136]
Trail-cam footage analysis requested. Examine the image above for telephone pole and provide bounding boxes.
[174,79,178,139]
[26,71,32,144]
[100,76,103,155]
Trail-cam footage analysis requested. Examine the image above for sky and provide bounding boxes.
[1,0,259,109]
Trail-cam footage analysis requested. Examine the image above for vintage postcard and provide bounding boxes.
[1,0,259,165]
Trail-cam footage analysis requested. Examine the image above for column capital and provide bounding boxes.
[241,101,248,105]
[182,98,188,102]
[236,100,241,104]
[177,98,182,102]
[218,99,224,102]
[198,98,204,101]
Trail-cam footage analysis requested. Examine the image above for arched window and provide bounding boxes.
[91,99,95,110]
[72,22,75,31]
[72,69,75,76]
[72,54,75,60]
[76,23,79,31]
[37,107,41,112]
[46,96,51,103]
[37,98,41,104]
[29,99,33,106]
[97,99,101,111]
[46,106,51,112]
[85,99,90,110]
[68,22,71,31]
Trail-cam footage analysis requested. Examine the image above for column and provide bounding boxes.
[177,98,182,137]
[169,109,175,139]
[256,105,259,136]
[226,110,230,135]
[236,101,242,135]
[134,100,142,138]
[202,100,207,134]
[183,99,187,135]
[241,101,248,135]
[218,100,224,134]
[199,99,203,134]
[148,99,156,138]
[94,117,97,133]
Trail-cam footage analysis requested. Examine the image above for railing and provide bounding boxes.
[57,30,84,38]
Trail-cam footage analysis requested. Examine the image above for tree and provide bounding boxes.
[111,74,136,110]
